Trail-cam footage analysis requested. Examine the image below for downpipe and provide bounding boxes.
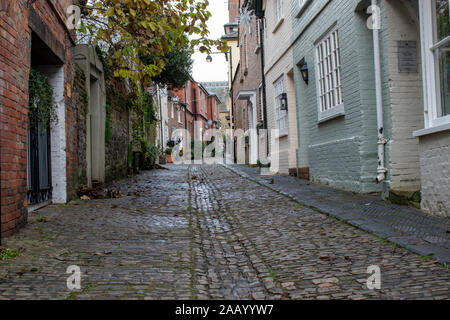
[372,0,387,183]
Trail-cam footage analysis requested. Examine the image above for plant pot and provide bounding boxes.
[165,154,173,163]
[159,156,166,165]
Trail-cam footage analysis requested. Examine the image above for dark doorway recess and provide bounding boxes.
[27,32,63,205]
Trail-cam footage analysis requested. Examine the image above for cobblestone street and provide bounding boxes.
[0,165,449,300]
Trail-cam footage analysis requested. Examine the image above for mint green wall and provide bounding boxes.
[291,0,385,193]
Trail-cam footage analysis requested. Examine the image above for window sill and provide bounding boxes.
[413,122,450,137]
[254,45,260,54]
[318,104,345,124]
[277,130,288,138]
[296,0,312,18]
[272,17,284,34]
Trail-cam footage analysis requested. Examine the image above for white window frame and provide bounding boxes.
[274,76,288,137]
[314,25,345,123]
[414,0,450,136]
[276,0,283,23]
[178,107,182,124]
[171,103,174,118]
[296,0,312,18]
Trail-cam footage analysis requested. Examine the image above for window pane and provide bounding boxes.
[436,0,450,42]
[315,28,343,112]
[439,43,450,116]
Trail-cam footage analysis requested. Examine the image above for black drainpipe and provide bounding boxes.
[258,15,269,156]
[228,48,234,130]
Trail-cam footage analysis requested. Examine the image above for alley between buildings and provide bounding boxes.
[0,165,448,300]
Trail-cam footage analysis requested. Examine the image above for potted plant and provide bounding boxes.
[164,147,173,163]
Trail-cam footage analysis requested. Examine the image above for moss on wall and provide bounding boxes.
[105,84,130,183]
[71,63,88,198]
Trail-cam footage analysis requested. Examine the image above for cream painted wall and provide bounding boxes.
[384,0,423,192]
[264,0,298,174]
[226,38,239,130]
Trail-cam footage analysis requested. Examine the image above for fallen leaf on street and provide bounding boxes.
[16,267,25,275]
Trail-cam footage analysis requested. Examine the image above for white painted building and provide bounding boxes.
[413,0,450,217]
[155,85,170,153]
[264,0,298,175]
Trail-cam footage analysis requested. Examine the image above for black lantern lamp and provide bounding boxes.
[280,93,288,111]
[300,62,309,84]
[206,52,223,63]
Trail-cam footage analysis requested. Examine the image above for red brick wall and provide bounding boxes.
[228,0,240,22]
[1,1,32,237]
[0,0,75,238]
[171,84,192,139]
[167,100,184,138]
[207,96,212,122]
[171,79,217,142]
[65,38,77,201]
[232,10,263,133]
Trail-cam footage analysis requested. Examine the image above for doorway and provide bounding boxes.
[27,32,66,206]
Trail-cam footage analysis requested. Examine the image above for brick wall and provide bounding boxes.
[228,0,240,22]
[172,81,195,140]
[72,64,88,189]
[167,99,185,139]
[0,1,30,237]
[292,0,382,193]
[1,0,75,237]
[232,6,263,163]
[264,0,298,174]
[105,85,130,184]
[380,0,423,194]
[418,131,450,217]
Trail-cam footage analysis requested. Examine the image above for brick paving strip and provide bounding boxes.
[225,164,450,266]
[0,164,449,299]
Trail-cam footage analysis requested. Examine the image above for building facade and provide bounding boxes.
[289,0,448,216]
[264,0,298,175]
[201,81,228,130]
[413,0,450,217]
[232,0,265,165]
[1,0,76,237]
[224,0,448,216]
[169,78,220,152]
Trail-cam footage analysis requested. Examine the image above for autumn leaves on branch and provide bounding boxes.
[74,0,228,85]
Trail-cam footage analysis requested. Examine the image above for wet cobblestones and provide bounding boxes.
[0,165,449,299]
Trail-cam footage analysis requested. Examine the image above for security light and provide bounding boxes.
[300,62,309,84]
[280,93,288,111]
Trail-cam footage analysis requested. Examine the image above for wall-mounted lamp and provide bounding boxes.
[206,52,223,63]
[300,63,309,85]
[280,93,288,111]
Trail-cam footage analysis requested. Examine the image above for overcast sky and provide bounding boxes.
[191,0,229,83]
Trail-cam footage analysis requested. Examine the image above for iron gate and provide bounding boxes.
[27,116,52,205]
